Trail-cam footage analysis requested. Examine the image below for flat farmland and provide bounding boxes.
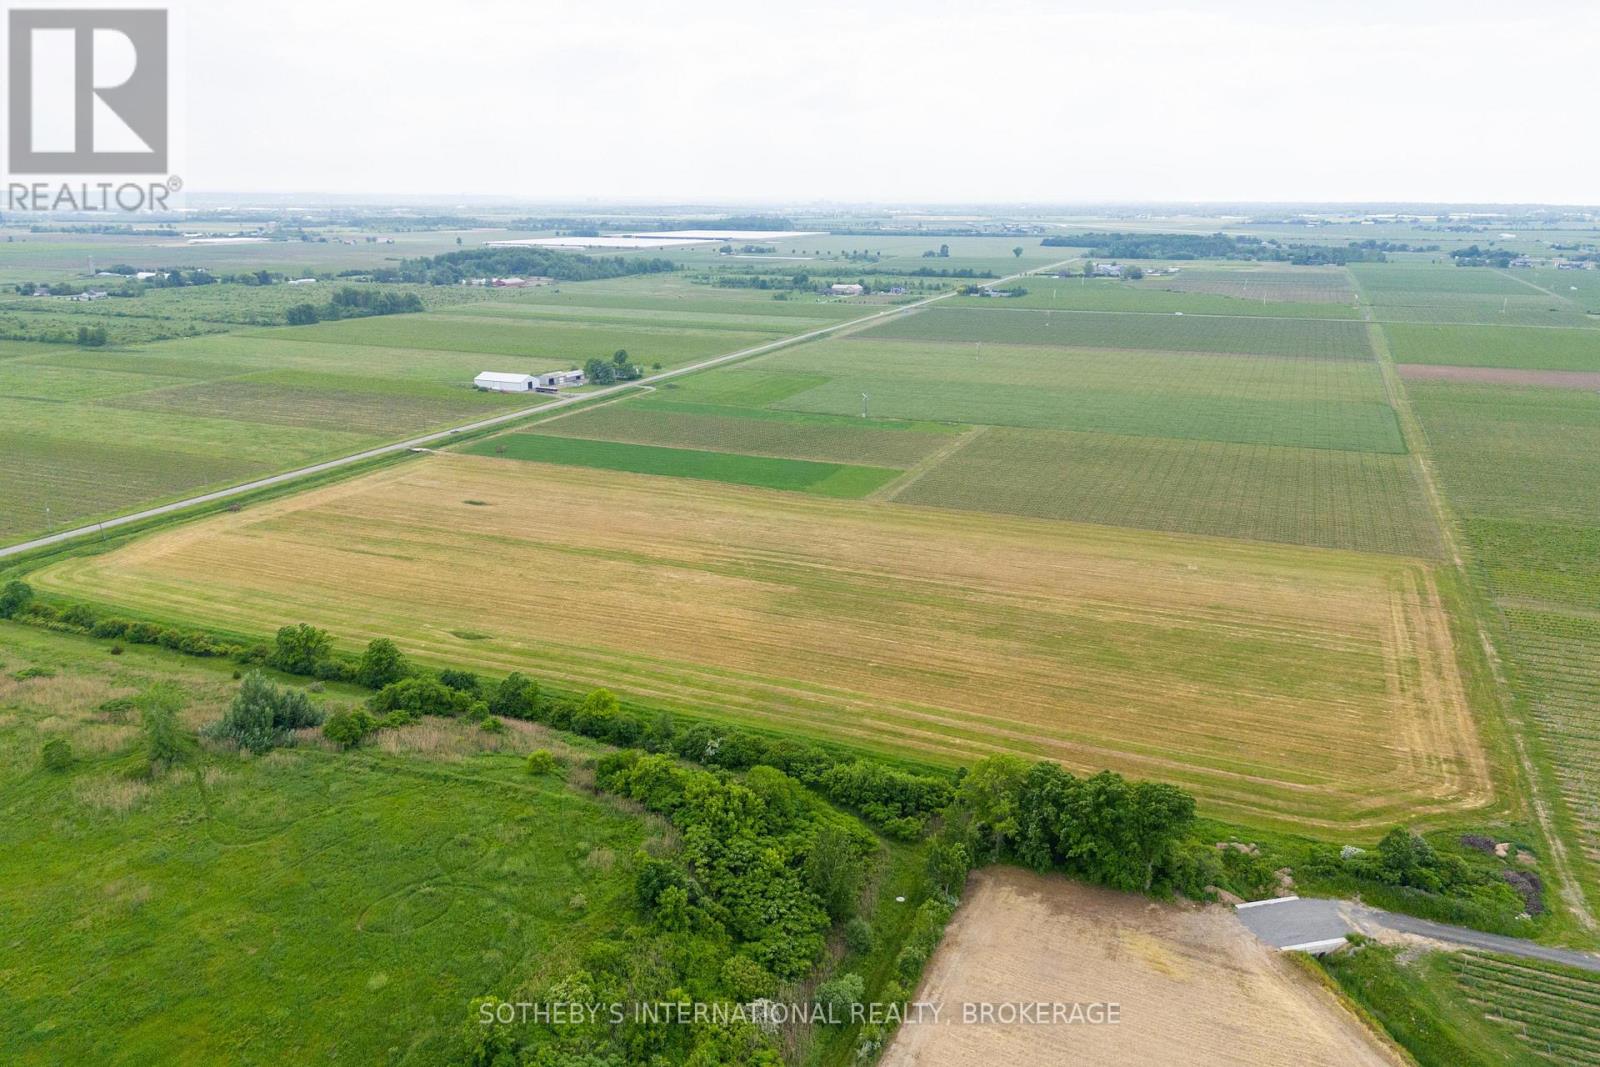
[961,280,1357,319]
[462,433,900,497]
[1408,376,1600,886]
[864,305,1375,358]
[762,339,1404,451]
[894,427,1442,556]
[0,281,829,543]
[32,455,1493,831]
[532,400,962,467]
[1151,265,1356,303]
[881,868,1403,1067]
[242,311,782,370]
[1384,323,1600,371]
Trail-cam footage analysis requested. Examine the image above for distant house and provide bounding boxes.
[830,283,865,296]
[537,369,585,389]
[474,371,537,392]
[1092,263,1123,277]
[66,290,108,301]
[493,277,529,288]
[287,277,317,285]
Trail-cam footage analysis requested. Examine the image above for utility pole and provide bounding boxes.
[861,393,869,419]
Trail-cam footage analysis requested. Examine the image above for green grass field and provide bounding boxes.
[0,624,647,1066]
[464,433,901,497]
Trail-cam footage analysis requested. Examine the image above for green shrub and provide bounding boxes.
[478,715,505,734]
[355,638,410,689]
[91,617,130,639]
[11,666,54,681]
[488,672,540,719]
[525,749,561,776]
[815,973,865,1023]
[60,603,97,631]
[203,671,324,753]
[370,676,470,717]
[40,737,73,771]
[0,579,33,618]
[323,708,379,749]
[139,684,192,772]
[438,669,481,695]
[721,954,775,1001]
[269,623,332,674]
[844,916,875,955]
[97,697,136,722]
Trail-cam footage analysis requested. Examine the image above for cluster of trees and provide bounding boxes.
[394,247,675,286]
[203,672,324,752]
[935,757,1203,896]
[75,326,108,347]
[285,286,424,326]
[1449,245,1519,268]
[583,349,643,384]
[1041,231,1403,266]
[921,244,952,258]
[2,583,237,657]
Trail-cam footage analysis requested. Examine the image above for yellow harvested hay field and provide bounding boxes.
[32,453,1492,830]
[881,867,1406,1067]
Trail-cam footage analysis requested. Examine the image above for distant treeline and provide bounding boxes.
[285,286,422,325]
[390,247,675,285]
[1042,231,1437,265]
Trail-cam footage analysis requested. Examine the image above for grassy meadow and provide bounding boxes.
[0,623,651,1066]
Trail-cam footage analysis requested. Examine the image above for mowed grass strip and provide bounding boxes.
[31,458,1492,831]
[863,306,1375,359]
[464,433,900,497]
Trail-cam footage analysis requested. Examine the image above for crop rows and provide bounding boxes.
[863,306,1376,359]
[1501,608,1600,869]
[1446,952,1600,1064]
[1152,267,1355,304]
[1385,323,1600,372]
[894,427,1443,556]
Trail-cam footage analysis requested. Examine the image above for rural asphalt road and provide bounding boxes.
[2,262,1067,562]
[1235,895,1600,973]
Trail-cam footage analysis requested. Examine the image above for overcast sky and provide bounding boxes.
[184,0,1598,205]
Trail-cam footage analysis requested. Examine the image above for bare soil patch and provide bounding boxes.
[882,868,1405,1067]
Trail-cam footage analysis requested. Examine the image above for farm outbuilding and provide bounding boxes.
[474,372,537,392]
[537,370,585,388]
[830,283,865,296]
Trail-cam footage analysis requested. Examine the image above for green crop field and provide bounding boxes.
[893,427,1441,556]
[1385,323,1600,371]
[534,400,960,467]
[1408,375,1600,890]
[958,280,1357,319]
[864,306,1375,358]
[1444,952,1600,1065]
[463,433,900,496]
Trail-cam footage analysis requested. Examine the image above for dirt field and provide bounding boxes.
[1397,363,1600,389]
[881,868,1405,1067]
[30,453,1492,831]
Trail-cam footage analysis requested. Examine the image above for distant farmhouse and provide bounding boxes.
[473,369,586,394]
[474,372,538,393]
[830,283,864,296]
[1092,263,1123,277]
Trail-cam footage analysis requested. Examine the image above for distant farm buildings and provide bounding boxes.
[537,369,585,389]
[473,369,587,393]
[1092,263,1123,277]
[474,372,538,392]
[830,283,865,296]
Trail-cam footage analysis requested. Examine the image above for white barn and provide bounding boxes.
[474,371,537,392]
